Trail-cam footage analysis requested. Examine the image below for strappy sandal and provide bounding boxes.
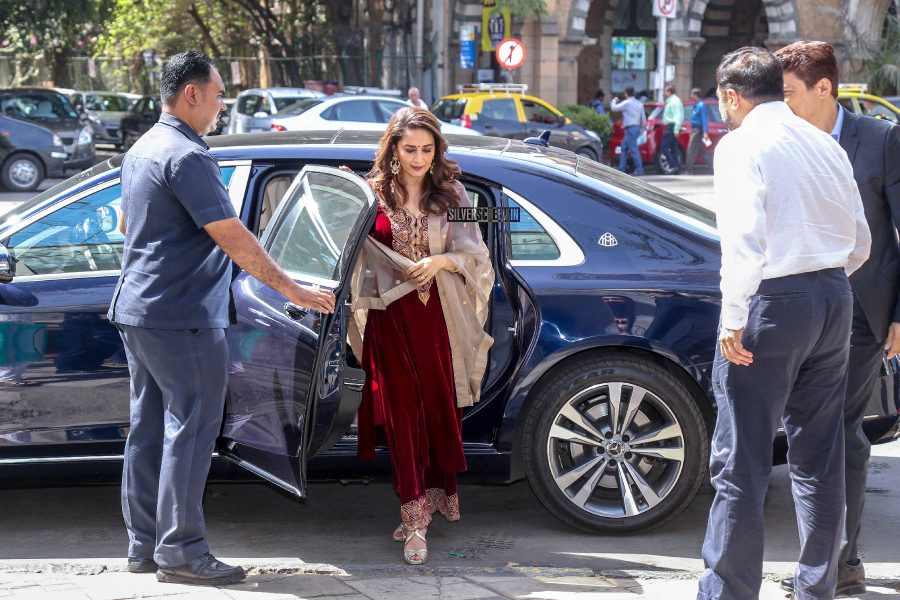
[392,524,405,542]
[403,528,428,565]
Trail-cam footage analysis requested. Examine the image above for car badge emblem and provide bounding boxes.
[598,232,618,247]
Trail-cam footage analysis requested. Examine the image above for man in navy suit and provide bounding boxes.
[776,40,900,597]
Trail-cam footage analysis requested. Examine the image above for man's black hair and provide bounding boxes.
[160,50,215,104]
[716,46,784,103]
[624,86,635,97]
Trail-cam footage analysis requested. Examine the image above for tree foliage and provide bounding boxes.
[0,0,112,87]
[495,0,547,19]
[865,12,900,96]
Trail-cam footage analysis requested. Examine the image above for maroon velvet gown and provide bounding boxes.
[357,202,466,531]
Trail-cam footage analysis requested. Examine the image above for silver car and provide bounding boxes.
[226,87,324,134]
[74,91,137,148]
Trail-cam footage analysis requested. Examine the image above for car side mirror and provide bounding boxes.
[0,244,16,283]
[253,111,270,119]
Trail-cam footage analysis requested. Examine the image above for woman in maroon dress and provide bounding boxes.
[349,108,494,565]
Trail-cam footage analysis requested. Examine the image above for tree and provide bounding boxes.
[0,0,112,87]
[865,12,900,95]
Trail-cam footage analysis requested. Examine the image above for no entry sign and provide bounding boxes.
[496,38,526,70]
[652,0,676,18]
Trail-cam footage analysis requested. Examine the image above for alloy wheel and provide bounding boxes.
[546,382,685,518]
[8,158,39,189]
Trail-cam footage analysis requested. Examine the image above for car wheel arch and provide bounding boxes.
[505,343,713,482]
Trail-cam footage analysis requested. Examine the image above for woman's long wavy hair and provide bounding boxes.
[369,106,462,215]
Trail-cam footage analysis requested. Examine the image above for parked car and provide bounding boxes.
[72,91,136,148]
[607,99,728,175]
[0,131,895,534]
[119,95,161,149]
[207,98,236,136]
[838,84,899,124]
[226,87,324,134]
[432,84,603,160]
[0,115,67,191]
[0,88,95,171]
[269,95,480,136]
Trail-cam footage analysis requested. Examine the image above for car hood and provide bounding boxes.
[90,110,129,123]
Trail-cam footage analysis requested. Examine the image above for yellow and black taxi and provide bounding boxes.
[838,83,899,124]
[432,84,603,160]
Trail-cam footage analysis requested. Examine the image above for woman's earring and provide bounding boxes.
[390,156,400,176]
[429,163,434,174]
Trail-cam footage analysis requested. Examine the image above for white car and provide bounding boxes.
[269,96,481,136]
[227,87,324,134]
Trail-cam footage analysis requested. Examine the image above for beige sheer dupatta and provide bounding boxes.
[348,183,495,408]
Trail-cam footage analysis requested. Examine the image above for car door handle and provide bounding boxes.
[284,302,309,320]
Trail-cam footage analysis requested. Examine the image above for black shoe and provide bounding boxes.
[156,553,246,586]
[779,561,866,597]
[127,557,158,573]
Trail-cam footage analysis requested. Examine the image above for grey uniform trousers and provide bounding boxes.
[698,268,853,600]
[839,299,885,566]
[117,325,228,568]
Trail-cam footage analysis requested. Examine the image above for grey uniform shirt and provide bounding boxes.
[610,97,645,128]
[108,113,237,329]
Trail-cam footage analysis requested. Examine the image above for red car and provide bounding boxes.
[608,99,727,174]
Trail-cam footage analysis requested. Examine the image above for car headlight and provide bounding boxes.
[585,130,600,140]
[52,134,64,147]
[78,127,93,146]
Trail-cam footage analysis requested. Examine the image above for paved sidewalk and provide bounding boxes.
[1,566,898,599]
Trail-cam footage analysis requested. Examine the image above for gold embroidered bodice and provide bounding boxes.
[381,201,433,305]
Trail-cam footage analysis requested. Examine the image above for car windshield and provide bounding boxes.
[85,94,131,112]
[278,98,323,116]
[575,159,717,235]
[274,96,314,111]
[1,93,78,120]
[432,98,467,122]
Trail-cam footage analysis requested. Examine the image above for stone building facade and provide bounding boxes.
[435,0,895,105]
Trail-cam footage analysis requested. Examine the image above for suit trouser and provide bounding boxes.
[698,268,852,600]
[117,324,228,568]
[685,126,707,172]
[840,299,884,566]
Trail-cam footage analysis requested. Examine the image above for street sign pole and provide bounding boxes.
[656,15,667,102]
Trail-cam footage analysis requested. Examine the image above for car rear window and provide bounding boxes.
[275,96,313,111]
[432,98,467,122]
[278,98,323,116]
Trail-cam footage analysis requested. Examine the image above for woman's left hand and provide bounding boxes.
[407,256,449,284]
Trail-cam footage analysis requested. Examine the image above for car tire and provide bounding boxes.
[521,353,708,533]
[654,148,685,175]
[1,153,45,192]
[576,147,598,161]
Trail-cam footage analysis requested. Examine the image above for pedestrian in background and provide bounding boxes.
[110,50,334,586]
[610,86,646,175]
[684,87,711,174]
[775,40,900,598]
[408,87,427,108]
[590,90,606,115]
[697,46,870,600]
[349,107,494,566]
[660,84,684,174]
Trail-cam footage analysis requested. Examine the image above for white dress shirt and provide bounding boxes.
[714,101,871,331]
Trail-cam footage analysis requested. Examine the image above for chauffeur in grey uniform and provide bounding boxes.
[109,50,335,586]
[776,40,900,598]
[696,47,871,600]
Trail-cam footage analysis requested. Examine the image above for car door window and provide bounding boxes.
[521,100,559,124]
[375,100,407,123]
[326,100,378,123]
[865,103,898,123]
[506,197,560,260]
[264,169,373,281]
[838,98,855,113]
[7,184,125,276]
[258,95,272,114]
[6,166,238,277]
[482,99,518,121]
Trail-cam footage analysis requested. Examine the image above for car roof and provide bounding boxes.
[207,129,580,172]
[0,87,67,95]
[239,87,320,97]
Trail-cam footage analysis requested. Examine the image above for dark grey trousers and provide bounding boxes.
[840,299,885,566]
[698,268,853,600]
[117,325,228,568]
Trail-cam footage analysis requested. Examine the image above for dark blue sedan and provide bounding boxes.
[0,131,896,533]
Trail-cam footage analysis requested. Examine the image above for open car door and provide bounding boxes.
[217,165,375,497]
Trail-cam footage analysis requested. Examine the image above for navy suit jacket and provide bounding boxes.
[839,107,900,342]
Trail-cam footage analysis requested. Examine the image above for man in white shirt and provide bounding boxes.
[697,47,871,600]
